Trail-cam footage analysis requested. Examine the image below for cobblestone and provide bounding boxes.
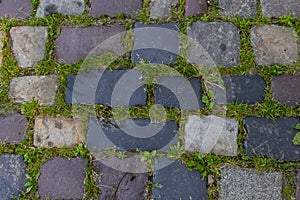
[219,0,257,18]
[185,0,208,17]
[149,0,178,19]
[260,0,300,18]
[0,0,32,19]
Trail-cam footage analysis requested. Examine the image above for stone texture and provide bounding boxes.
[185,0,208,17]
[251,25,299,66]
[10,26,48,68]
[297,169,300,200]
[87,117,179,152]
[55,26,125,64]
[154,77,204,110]
[9,75,58,106]
[36,0,85,18]
[222,75,266,104]
[94,161,148,200]
[150,0,178,19]
[91,0,143,17]
[260,0,300,18]
[38,157,88,200]
[132,22,179,65]
[220,164,282,200]
[244,117,300,161]
[65,69,147,106]
[0,31,4,66]
[0,0,32,19]
[187,22,240,68]
[153,160,207,199]
[219,0,257,18]
[0,113,28,144]
[34,115,85,148]
[0,155,27,200]
[184,115,238,156]
[271,74,300,107]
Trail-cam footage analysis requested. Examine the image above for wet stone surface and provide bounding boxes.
[260,0,300,18]
[0,155,27,200]
[91,0,142,17]
[0,113,28,144]
[149,0,178,19]
[185,0,208,17]
[251,25,299,66]
[9,75,58,106]
[36,0,85,18]
[0,0,32,19]
[220,164,282,200]
[38,157,88,200]
[219,0,257,18]
[244,117,300,161]
[10,26,48,68]
[187,22,240,68]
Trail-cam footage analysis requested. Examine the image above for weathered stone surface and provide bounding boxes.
[91,0,142,17]
[271,75,300,107]
[219,0,257,18]
[154,77,204,110]
[187,22,240,68]
[0,113,28,144]
[36,0,85,18]
[0,155,27,200]
[153,160,207,199]
[132,22,179,65]
[9,75,58,106]
[222,75,266,104]
[94,161,148,200]
[260,0,300,18]
[220,164,282,200]
[55,26,125,64]
[185,0,208,17]
[297,169,300,200]
[38,157,88,200]
[244,117,300,161]
[0,31,4,66]
[34,115,85,148]
[0,0,32,19]
[251,25,299,66]
[10,26,48,68]
[65,69,147,106]
[87,117,179,152]
[184,115,238,156]
[150,0,178,19]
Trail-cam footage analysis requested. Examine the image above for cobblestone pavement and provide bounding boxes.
[0,0,299,199]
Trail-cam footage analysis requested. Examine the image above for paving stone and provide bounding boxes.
[149,0,178,19]
[132,22,179,65]
[65,69,147,106]
[154,77,204,110]
[222,75,266,104]
[94,160,148,200]
[184,115,238,156]
[220,164,282,200]
[153,160,207,199]
[36,0,85,18]
[244,116,300,161]
[297,169,300,200]
[0,154,27,200]
[260,0,300,18]
[271,74,300,107]
[34,115,85,148]
[0,113,28,144]
[91,0,142,17]
[10,26,48,68]
[0,0,32,19]
[251,25,299,66]
[0,31,4,66]
[187,22,240,68]
[38,157,88,200]
[219,0,257,18]
[9,75,58,106]
[55,26,125,64]
[86,117,178,152]
[185,0,208,17]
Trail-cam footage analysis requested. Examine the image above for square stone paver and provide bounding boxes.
[187,22,240,68]
[10,26,48,68]
[185,0,208,17]
[0,155,27,200]
[149,0,178,19]
[219,0,257,18]
[260,0,300,18]
[251,25,299,66]
[38,157,88,200]
[0,0,32,19]
[220,164,282,200]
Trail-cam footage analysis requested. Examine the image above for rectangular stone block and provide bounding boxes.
[185,0,208,17]
[260,0,300,18]
[0,0,32,19]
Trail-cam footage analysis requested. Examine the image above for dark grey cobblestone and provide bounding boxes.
[149,0,178,19]
[260,0,300,18]
[218,0,257,18]
[185,0,208,17]
[0,0,32,19]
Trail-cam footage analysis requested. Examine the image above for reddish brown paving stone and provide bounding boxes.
[271,74,300,107]
[185,0,208,17]
[0,0,32,19]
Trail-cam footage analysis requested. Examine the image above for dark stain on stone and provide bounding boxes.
[48,141,53,147]
[36,136,41,143]
[75,1,82,7]
[220,44,226,51]
[55,121,62,129]
[44,4,58,16]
